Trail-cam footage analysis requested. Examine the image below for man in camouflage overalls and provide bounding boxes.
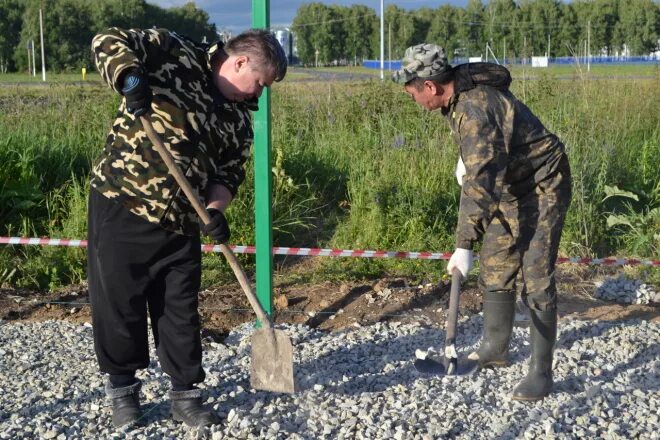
[398,44,571,401]
[88,27,286,427]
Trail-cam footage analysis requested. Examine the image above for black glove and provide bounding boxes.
[202,209,230,243]
[121,69,152,117]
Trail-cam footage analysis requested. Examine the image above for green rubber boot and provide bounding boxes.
[512,308,557,401]
[468,291,516,367]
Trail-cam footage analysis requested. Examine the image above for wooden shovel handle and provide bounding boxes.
[140,116,272,329]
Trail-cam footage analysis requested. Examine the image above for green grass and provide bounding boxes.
[508,62,660,77]
[301,66,380,75]
[0,72,658,289]
[0,72,102,83]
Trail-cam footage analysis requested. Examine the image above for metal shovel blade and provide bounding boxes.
[414,356,478,376]
[413,270,478,378]
[250,328,295,394]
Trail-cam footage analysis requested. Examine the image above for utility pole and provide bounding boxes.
[503,37,506,65]
[547,34,550,58]
[31,40,36,76]
[27,41,31,76]
[388,21,391,71]
[587,20,591,72]
[39,7,46,81]
[380,0,384,80]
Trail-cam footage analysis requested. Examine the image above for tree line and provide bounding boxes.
[0,0,216,73]
[292,0,660,65]
[1,0,658,73]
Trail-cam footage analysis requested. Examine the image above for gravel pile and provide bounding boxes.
[594,276,658,305]
[1,315,658,440]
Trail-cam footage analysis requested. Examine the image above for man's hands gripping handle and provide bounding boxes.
[202,209,230,244]
[140,116,272,327]
[447,248,473,279]
[121,70,152,117]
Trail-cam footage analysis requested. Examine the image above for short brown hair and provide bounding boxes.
[225,29,287,82]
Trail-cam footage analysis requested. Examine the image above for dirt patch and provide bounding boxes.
[1,267,657,341]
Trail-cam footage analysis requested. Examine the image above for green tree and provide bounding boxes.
[0,0,25,72]
[615,0,659,55]
[484,0,517,61]
[344,4,377,64]
[516,0,562,57]
[573,0,619,55]
[456,0,485,57]
[426,5,461,60]
[92,0,147,31]
[143,1,216,42]
[291,3,319,65]
[557,2,580,57]
[16,0,94,72]
[292,3,344,65]
[384,5,422,60]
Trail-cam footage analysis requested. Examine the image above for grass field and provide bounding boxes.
[294,62,660,78]
[0,65,658,289]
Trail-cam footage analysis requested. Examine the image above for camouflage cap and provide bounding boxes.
[398,43,451,84]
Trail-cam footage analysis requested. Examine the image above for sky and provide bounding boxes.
[151,1,469,33]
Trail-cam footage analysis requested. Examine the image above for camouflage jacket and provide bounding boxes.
[444,84,568,250]
[91,27,254,235]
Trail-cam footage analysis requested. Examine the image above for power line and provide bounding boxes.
[290,13,377,29]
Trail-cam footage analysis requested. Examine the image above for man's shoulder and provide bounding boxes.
[455,85,512,120]
[454,88,490,122]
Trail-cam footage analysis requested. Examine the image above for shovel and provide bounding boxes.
[141,116,295,394]
[414,269,478,376]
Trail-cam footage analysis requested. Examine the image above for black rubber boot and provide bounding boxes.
[468,291,516,367]
[512,308,557,401]
[105,380,142,428]
[170,389,220,427]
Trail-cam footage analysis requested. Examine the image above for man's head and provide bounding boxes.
[215,29,287,102]
[398,43,454,111]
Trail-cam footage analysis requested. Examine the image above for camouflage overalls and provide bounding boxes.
[445,84,571,311]
[88,28,254,385]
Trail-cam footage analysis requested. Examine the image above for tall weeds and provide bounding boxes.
[0,72,658,288]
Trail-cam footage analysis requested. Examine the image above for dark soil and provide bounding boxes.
[1,266,657,342]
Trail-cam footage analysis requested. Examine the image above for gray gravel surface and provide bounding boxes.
[0,315,658,440]
[594,276,658,304]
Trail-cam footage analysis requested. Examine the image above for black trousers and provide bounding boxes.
[87,189,205,386]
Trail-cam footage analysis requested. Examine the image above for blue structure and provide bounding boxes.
[364,56,659,70]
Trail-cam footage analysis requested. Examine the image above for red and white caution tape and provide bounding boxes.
[1,236,659,266]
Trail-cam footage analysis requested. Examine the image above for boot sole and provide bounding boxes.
[511,393,549,402]
[112,414,142,429]
[171,411,219,427]
[480,360,507,368]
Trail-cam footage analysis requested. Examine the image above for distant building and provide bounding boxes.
[216,29,233,44]
[273,27,295,64]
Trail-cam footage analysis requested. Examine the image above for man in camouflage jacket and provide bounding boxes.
[399,44,571,401]
[88,27,286,428]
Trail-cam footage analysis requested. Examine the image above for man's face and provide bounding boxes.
[217,55,276,102]
[404,81,442,111]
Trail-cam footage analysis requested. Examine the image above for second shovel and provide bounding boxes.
[414,270,478,376]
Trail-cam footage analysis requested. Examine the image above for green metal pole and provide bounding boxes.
[252,0,273,318]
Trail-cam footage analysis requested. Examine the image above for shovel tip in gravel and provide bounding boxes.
[250,328,296,394]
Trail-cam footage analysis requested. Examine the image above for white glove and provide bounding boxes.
[455,156,466,186]
[447,248,473,278]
